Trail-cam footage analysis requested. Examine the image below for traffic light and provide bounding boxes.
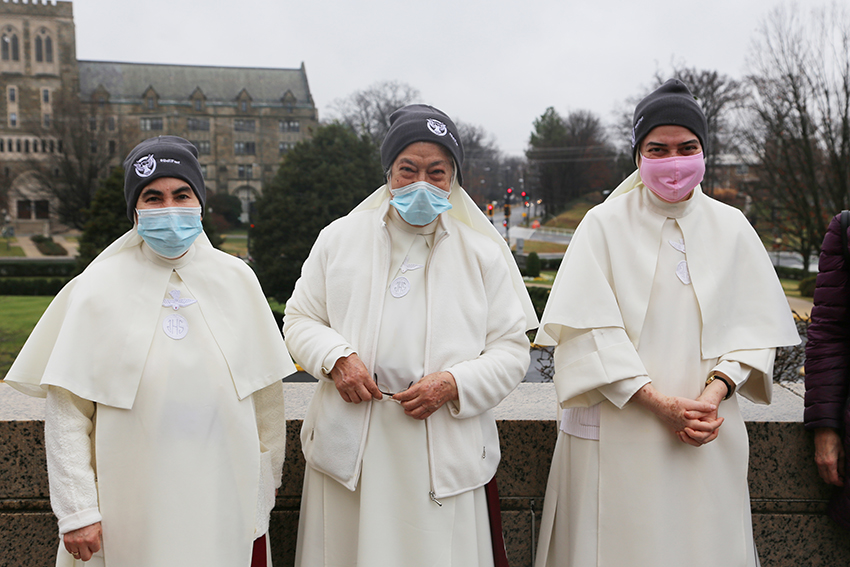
[487,203,494,217]
[504,204,511,217]
[521,191,530,206]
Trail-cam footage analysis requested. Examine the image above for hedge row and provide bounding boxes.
[517,256,562,277]
[0,277,69,295]
[0,259,76,277]
[774,265,810,280]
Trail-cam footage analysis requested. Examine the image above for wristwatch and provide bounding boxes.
[706,373,734,400]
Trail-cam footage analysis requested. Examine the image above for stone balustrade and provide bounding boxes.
[1,382,848,566]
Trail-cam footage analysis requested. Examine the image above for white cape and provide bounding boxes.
[5,230,295,407]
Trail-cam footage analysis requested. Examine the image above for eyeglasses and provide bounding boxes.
[374,374,413,397]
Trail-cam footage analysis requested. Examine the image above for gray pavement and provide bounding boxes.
[13,236,44,258]
[52,235,79,257]
[6,234,79,259]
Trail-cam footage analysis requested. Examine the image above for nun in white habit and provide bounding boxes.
[5,136,294,567]
[533,80,799,567]
[283,105,537,567]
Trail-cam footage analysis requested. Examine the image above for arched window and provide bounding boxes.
[11,34,18,61]
[1,35,9,61]
[35,36,42,62]
[45,36,53,63]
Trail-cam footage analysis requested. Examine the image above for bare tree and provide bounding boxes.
[740,3,850,272]
[456,120,502,202]
[327,81,421,149]
[30,93,120,229]
[526,108,615,218]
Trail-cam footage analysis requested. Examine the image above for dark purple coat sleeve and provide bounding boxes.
[804,214,850,430]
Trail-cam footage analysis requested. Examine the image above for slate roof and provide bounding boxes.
[77,60,313,107]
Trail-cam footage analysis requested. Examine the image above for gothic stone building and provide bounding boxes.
[0,0,318,234]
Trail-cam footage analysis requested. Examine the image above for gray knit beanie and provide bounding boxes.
[631,79,708,164]
[381,104,464,185]
[123,136,206,221]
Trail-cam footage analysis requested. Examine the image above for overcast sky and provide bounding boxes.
[72,0,798,157]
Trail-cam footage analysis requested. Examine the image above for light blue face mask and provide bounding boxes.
[136,206,203,258]
[389,181,452,226]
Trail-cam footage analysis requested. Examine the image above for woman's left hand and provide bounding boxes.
[394,371,458,420]
[680,378,727,446]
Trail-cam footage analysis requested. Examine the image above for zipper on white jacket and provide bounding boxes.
[349,218,392,488]
[423,224,450,499]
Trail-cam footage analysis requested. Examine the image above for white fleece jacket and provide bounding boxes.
[283,199,530,498]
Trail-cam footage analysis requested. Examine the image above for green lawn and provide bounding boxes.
[220,235,248,258]
[544,199,595,230]
[0,238,26,257]
[515,240,568,255]
[220,230,249,258]
[780,278,803,298]
[0,296,54,377]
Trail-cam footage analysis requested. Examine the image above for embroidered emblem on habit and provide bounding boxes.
[390,276,410,298]
[399,255,424,274]
[134,154,156,178]
[162,289,197,311]
[163,313,189,340]
[676,260,691,285]
[669,239,686,254]
[426,118,447,137]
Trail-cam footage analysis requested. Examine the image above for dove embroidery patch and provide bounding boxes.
[162,290,196,339]
[399,255,423,274]
[162,289,197,311]
[669,239,686,254]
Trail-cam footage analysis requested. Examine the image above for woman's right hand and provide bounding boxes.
[64,522,102,562]
[814,427,845,486]
[330,353,382,403]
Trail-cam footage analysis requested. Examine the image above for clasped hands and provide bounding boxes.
[633,379,728,447]
[330,353,457,420]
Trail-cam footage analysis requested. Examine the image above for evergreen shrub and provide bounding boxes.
[798,276,817,298]
[525,252,541,278]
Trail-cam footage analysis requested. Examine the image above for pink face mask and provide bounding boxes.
[639,153,705,203]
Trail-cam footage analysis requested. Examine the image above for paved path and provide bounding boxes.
[7,234,79,259]
[52,235,79,257]
[787,296,813,318]
[13,237,44,258]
